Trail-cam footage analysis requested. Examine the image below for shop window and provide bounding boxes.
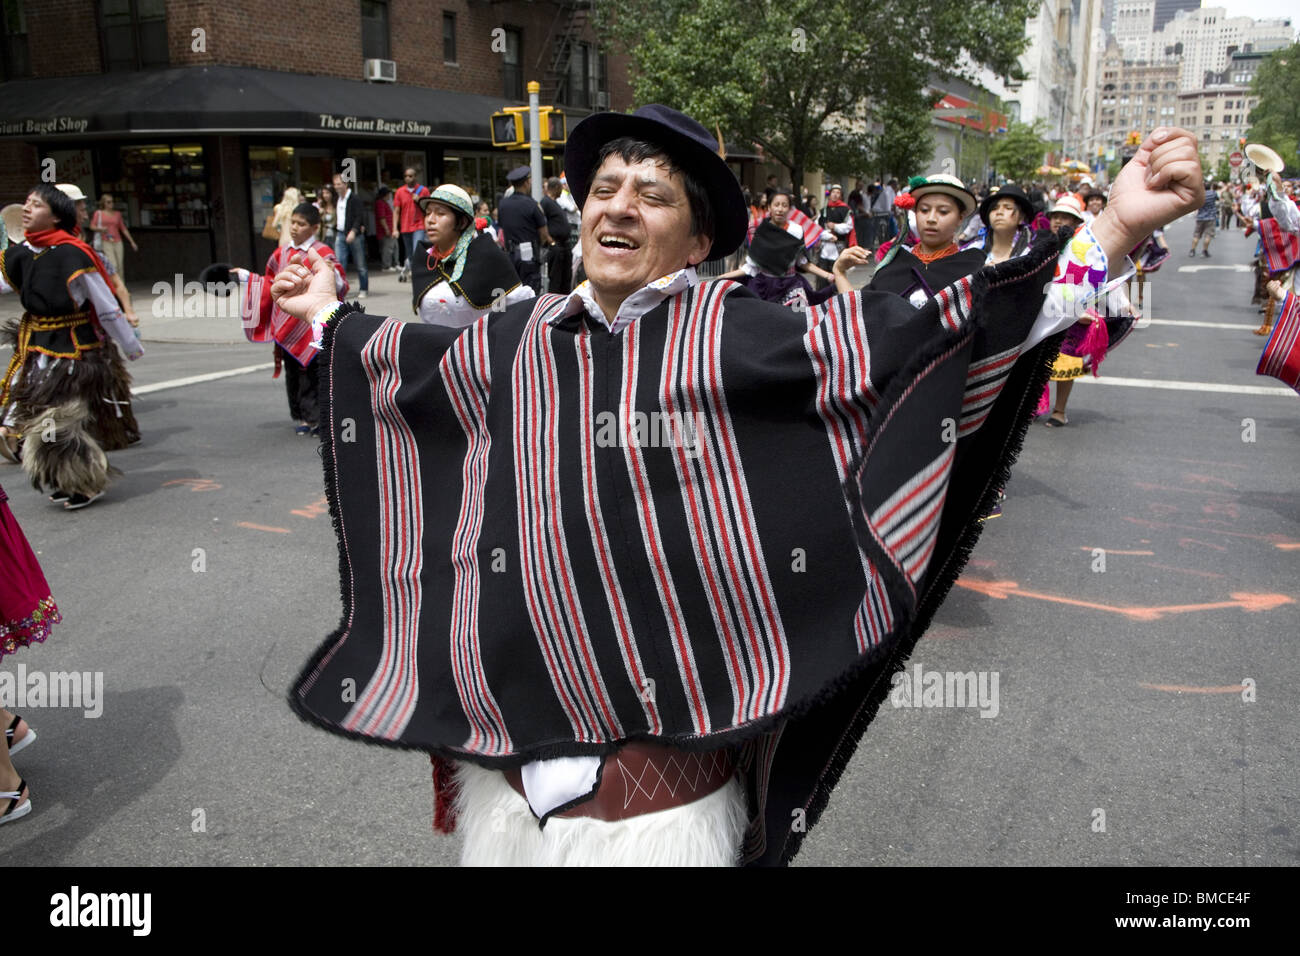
[101,0,168,72]
[502,27,522,100]
[361,0,389,60]
[443,12,456,64]
[1,0,29,79]
[97,143,207,229]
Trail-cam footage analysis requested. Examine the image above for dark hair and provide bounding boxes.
[292,202,321,226]
[593,136,715,242]
[769,190,793,205]
[28,183,77,232]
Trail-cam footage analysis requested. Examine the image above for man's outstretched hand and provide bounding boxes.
[271,247,339,321]
[1092,127,1204,263]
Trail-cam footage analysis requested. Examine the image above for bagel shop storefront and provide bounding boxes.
[0,66,523,283]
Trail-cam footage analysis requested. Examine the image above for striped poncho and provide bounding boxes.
[291,229,1093,864]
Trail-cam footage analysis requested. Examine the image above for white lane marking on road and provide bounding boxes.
[133,363,275,396]
[1074,375,1296,396]
[1177,264,1252,273]
[1144,319,1261,330]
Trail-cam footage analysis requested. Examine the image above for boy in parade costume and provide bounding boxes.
[270,108,1202,866]
[203,203,347,436]
[0,184,144,510]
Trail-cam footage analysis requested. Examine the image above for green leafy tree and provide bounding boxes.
[593,0,1036,187]
[989,120,1049,184]
[1214,155,1232,183]
[872,93,936,181]
[1247,43,1300,174]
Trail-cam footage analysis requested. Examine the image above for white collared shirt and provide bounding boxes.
[336,188,351,236]
[547,266,699,335]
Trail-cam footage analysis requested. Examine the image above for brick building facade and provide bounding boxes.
[0,0,632,280]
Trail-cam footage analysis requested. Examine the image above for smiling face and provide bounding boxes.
[22,191,56,232]
[914,193,963,251]
[1086,196,1104,215]
[987,197,1023,235]
[579,153,711,317]
[423,201,463,251]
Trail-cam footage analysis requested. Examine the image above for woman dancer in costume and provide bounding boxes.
[0,477,61,825]
[0,185,144,509]
[962,185,1035,265]
[717,191,837,310]
[410,185,533,328]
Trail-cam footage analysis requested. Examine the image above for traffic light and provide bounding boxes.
[489,106,566,149]
[491,109,526,148]
[540,108,566,146]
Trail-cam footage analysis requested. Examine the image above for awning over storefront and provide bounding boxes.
[0,65,522,142]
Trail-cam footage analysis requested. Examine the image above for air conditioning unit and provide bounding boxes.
[365,59,397,83]
[595,91,609,109]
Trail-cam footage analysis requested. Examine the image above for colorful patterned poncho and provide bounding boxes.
[291,228,1108,864]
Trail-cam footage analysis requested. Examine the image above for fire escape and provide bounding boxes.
[536,0,601,113]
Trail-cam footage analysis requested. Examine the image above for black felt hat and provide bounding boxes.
[564,104,747,259]
[978,184,1035,227]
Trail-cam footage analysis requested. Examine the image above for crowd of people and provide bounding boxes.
[1,106,1296,855]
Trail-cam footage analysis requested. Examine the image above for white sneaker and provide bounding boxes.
[358,291,368,299]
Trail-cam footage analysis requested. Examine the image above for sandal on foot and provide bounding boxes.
[1044,414,1068,427]
[0,778,31,826]
[5,715,35,755]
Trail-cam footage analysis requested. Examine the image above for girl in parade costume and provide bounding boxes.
[1040,194,1140,428]
[717,191,837,310]
[961,184,1035,265]
[832,174,985,308]
[0,184,144,510]
[410,185,533,328]
[0,477,61,825]
[203,203,347,436]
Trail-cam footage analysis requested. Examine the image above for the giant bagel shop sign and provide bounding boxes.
[316,113,432,136]
[0,116,91,136]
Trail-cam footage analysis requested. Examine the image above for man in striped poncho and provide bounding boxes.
[271,107,1203,866]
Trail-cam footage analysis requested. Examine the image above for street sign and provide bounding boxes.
[1229,151,1244,168]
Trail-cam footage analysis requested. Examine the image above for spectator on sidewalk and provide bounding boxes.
[333,173,368,299]
[89,194,138,281]
[395,168,429,282]
[540,177,573,295]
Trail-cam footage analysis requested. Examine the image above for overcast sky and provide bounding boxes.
[1210,1,1297,24]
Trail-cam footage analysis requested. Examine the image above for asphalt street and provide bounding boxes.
[1,215,1295,866]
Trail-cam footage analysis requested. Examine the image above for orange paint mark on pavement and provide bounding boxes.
[1182,473,1237,490]
[291,495,329,519]
[1277,543,1300,551]
[163,478,222,492]
[1134,481,1236,498]
[1138,682,1246,694]
[1144,563,1227,579]
[237,521,292,534]
[1177,537,1229,553]
[1079,548,1154,555]
[1124,516,1297,546]
[955,577,1294,621]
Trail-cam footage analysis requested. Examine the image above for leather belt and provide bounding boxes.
[504,741,736,822]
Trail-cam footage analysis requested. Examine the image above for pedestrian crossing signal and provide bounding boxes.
[491,111,526,148]
[489,107,566,149]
